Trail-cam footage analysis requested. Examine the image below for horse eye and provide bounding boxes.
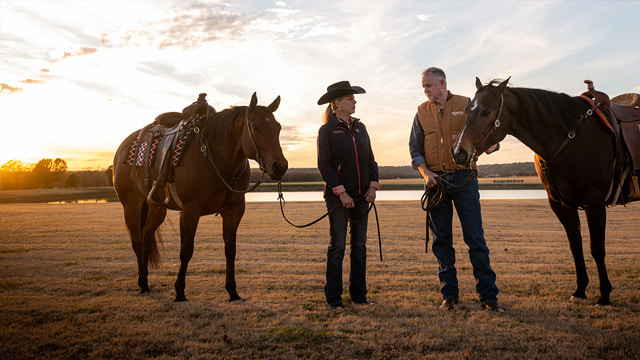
[480,110,491,117]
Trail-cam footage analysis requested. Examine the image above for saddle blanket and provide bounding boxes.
[126,121,197,168]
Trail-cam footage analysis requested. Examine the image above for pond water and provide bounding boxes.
[247,189,548,202]
[47,189,548,204]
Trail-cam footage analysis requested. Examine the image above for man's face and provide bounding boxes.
[421,73,446,104]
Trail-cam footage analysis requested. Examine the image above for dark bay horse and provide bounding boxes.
[451,78,634,306]
[113,93,288,302]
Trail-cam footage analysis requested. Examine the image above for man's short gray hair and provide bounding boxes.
[421,67,446,81]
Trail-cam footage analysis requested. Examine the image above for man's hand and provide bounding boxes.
[418,163,439,188]
[339,192,354,208]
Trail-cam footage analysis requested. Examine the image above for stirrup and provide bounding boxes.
[146,180,166,206]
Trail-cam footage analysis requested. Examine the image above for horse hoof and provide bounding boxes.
[174,296,187,302]
[139,291,150,297]
[570,296,586,303]
[230,298,243,303]
[595,303,613,309]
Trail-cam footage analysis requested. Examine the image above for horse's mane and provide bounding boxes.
[495,81,583,128]
[205,105,247,144]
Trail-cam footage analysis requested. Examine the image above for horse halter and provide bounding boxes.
[473,93,504,155]
[244,109,266,172]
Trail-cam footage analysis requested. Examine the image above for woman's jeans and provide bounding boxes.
[429,170,499,304]
[324,195,369,305]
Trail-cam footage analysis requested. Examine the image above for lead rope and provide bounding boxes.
[277,182,383,261]
[420,171,476,253]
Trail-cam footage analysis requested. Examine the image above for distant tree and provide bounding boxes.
[65,173,81,188]
[31,158,68,188]
[106,165,113,186]
[74,170,110,187]
[0,160,30,190]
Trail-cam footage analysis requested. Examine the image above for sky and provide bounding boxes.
[1,0,639,170]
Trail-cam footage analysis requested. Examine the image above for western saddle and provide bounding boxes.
[126,93,216,207]
[582,80,640,203]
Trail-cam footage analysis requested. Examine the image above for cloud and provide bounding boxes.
[279,125,313,145]
[50,47,98,62]
[100,2,257,50]
[20,79,44,84]
[0,83,23,94]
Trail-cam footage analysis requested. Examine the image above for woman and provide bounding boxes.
[316,81,381,309]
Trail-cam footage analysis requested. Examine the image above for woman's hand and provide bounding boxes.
[338,192,354,208]
[365,187,376,203]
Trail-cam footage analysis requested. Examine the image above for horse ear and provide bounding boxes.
[497,77,511,92]
[268,96,281,113]
[249,92,258,111]
[475,77,483,91]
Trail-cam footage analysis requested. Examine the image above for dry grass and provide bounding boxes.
[0,200,639,359]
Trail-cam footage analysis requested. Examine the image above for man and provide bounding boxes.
[409,67,503,312]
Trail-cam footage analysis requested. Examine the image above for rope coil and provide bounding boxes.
[420,171,476,253]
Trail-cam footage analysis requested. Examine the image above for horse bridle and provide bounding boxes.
[471,93,504,159]
[195,105,266,194]
[243,110,266,172]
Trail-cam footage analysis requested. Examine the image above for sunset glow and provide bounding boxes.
[1,0,638,170]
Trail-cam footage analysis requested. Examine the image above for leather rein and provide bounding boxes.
[277,183,384,261]
[537,96,615,207]
[194,105,266,194]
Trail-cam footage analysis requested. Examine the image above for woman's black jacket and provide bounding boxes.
[317,114,379,199]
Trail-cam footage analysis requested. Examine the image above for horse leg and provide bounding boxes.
[122,197,152,295]
[221,203,245,302]
[139,204,166,292]
[584,205,612,306]
[174,206,200,302]
[548,199,589,300]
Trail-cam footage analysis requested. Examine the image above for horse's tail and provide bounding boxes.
[147,231,163,269]
[140,201,164,269]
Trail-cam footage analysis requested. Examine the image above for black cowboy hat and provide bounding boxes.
[317,81,366,105]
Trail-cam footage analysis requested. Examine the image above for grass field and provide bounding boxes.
[1,200,639,359]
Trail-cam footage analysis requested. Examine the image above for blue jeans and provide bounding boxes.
[429,170,499,304]
[324,195,369,305]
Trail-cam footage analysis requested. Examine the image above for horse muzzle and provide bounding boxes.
[451,145,473,167]
[267,158,288,180]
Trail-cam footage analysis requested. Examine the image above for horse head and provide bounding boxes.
[243,92,288,180]
[451,77,511,167]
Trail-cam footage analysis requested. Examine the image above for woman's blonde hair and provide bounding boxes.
[322,103,335,124]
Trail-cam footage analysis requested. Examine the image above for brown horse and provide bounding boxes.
[113,93,288,302]
[451,78,635,306]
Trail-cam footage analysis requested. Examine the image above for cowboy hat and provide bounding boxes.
[317,81,366,105]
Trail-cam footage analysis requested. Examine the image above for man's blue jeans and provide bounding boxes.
[324,195,369,305]
[429,170,499,304]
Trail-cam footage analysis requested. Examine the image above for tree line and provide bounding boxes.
[250,162,537,183]
[1,158,536,190]
[0,159,113,190]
